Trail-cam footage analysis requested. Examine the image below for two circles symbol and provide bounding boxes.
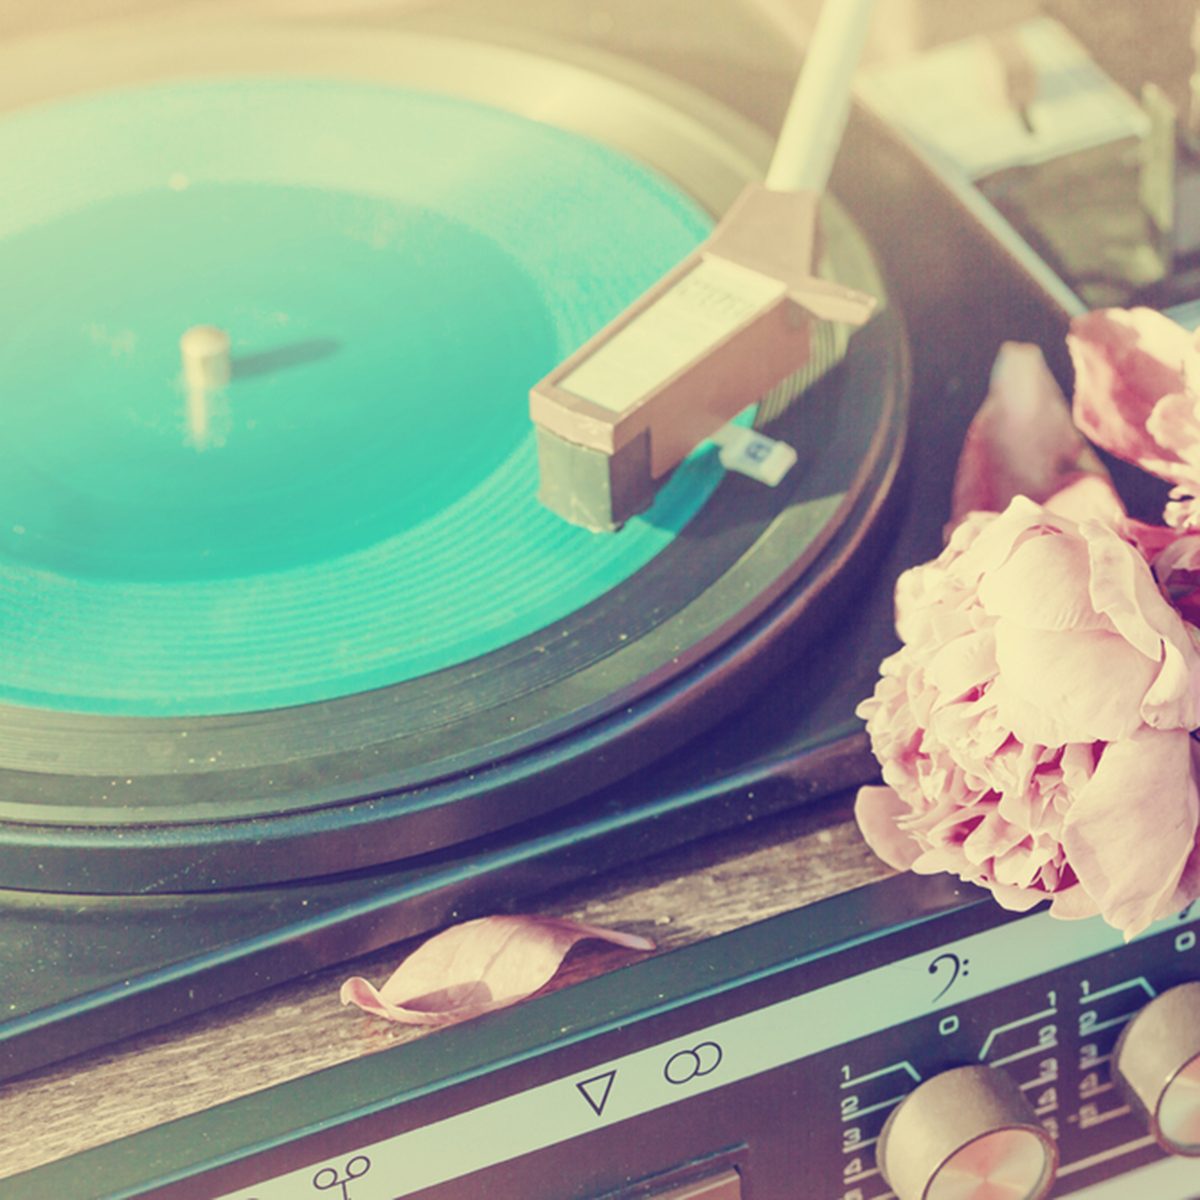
[663,1041,722,1085]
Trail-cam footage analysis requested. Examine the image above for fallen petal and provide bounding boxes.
[341,916,655,1026]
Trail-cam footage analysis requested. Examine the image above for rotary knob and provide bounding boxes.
[1114,981,1200,1155]
[878,1065,1058,1200]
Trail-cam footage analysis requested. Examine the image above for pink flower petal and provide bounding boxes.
[1083,522,1200,728]
[854,786,921,870]
[340,916,654,1026]
[945,500,1043,588]
[1083,521,1172,659]
[977,529,1108,632]
[1058,741,1100,794]
[992,839,1045,888]
[1146,391,1200,474]
[1144,528,1200,629]
[1062,728,1200,938]
[951,342,1119,526]
[1068,307,1193,481]
[984,879,1058,913]
[1046,885,1099,921]
[1167,831,1200,918]
[1122,516,1190,559]
[1042,474,1126,525]
[925,628,997,701]
[991,622,1157,744]
[962,815,1027,868]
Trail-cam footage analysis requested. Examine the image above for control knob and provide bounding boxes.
[1114,981,1200,1156]
[877,1064,1058,1200]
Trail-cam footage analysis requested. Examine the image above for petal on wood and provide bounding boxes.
[951,342,1120,530]
[340,916,655,1026]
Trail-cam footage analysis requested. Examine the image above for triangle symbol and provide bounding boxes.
[576,1069,617,1117]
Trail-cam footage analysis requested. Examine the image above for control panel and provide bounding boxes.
[833,908,1200,1198]
[8,877,1200,1199]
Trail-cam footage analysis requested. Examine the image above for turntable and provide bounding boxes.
[0,0,906,1062]
[2,4,1199,1200]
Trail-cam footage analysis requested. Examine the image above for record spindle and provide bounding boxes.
[179,323,231,448]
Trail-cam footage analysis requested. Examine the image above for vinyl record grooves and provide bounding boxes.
[0,28,907,893]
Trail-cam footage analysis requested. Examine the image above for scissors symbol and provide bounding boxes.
[312,1155,371,1198]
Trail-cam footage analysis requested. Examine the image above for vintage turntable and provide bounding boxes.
[1,3,1199,1199]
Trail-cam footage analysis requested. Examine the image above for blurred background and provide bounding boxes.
[3,1,1197,114]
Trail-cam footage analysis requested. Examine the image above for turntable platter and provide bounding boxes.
[0,29,906,892]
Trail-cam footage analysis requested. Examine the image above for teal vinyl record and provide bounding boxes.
[0,28,907,891]
[0,77,726,716]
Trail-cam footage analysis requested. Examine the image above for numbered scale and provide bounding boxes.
[10,875,1199,1199]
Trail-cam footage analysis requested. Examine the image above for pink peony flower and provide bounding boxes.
[856,496,1200,938]
[1068,307,1200,527]
[858,338,1200,936]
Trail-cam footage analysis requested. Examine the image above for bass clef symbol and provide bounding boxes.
[928,952,969,1003]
